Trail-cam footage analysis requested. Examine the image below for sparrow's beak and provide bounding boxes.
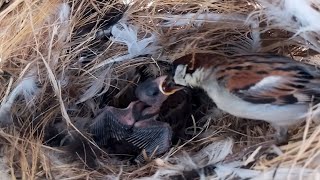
[157,75,184,95]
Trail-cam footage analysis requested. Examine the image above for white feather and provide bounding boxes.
[57,3,70,21]
[254,0,320,32]
[122,0,135,5]
[0,68,39,124]
[192,138,234,165]
[87,22,160,70]
[53,3,70,69]
[0,104,11,125]
[0,155,10,180]
[249,0,320,52]
[139,141,319,179]
[56,3,70,41]
[90,22,160,69]
[248,17,261,52]
[45,3,71,85]
[140,143,309,180]
[45,3,70,49]
[110,22,159,57]
[251,167,320,180]
[213,163,260,179]
[77,67,111,103]
[138,138,236,180]
[159,13,247,27]
[224,24,261,54]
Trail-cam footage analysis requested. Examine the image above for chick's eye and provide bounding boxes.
[146,86,159,96]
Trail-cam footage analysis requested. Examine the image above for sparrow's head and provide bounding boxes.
[172,53,212,87]
[135,76,183,106]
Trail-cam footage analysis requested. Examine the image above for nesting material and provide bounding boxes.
[1,0,320,179]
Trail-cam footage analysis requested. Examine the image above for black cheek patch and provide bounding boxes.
[171,65,177,77]
[186,68,196,74]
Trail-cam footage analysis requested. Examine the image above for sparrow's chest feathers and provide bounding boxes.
[183,67,210,87]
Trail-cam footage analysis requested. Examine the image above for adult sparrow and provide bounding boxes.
[171,53,320,144]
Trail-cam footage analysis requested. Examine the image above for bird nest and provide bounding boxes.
[1,0,320,179]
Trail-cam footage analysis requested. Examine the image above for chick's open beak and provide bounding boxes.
[127,100,148,112]
[157,75,184,95]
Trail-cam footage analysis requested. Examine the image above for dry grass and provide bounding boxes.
[0,0,320,179]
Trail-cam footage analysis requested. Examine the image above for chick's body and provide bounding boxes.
[158,89,192,140]
[90,76,182,163]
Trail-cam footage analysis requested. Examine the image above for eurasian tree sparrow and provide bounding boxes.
[170,53,320,143]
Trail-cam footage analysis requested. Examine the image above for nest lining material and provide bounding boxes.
[0,0,320,179]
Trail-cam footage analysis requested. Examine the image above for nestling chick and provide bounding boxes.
[90,76,183,163]
[158,88,193,142]
[135,75,193,140]
[90,101,170,163]
[90,101,146,146]
[135,75,183,118]
[172,53,320,144]
[133,75,185,161]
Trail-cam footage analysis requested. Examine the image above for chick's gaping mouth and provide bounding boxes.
[159,75,184,95]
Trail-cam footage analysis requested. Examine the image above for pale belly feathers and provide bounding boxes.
[202,80,308,127]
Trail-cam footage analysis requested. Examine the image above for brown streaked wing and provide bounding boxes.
[217,55,320,105]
